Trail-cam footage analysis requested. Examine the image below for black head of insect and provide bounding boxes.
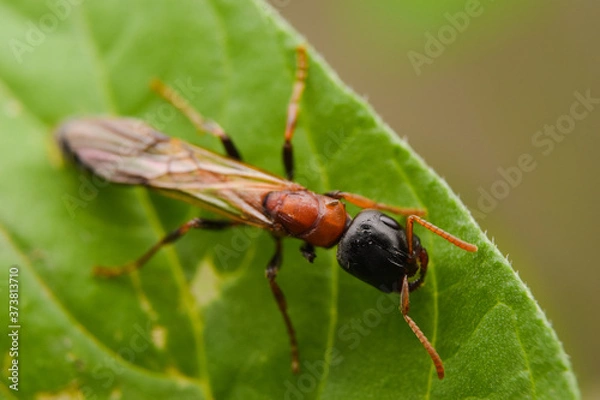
[336,209,428,293]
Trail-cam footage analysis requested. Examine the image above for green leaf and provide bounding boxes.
[0,0,579,399]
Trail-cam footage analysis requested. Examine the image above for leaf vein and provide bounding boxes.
[0,220,206,393]
[74,6,213,397]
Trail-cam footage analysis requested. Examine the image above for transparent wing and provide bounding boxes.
[57,118,301,227]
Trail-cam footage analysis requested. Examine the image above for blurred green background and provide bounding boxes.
[276,0,599,398]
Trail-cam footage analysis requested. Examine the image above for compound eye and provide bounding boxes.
[379,214,400,230]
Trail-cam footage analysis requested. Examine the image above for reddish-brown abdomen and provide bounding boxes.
[264,190,349,248]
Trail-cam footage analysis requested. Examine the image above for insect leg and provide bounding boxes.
[94,218,236,277]
[325,190,426,216]
[300,241,316,263]
[400,275,445,380]
[282,45,308,181]
[406,215,478,254]
[266,237,300,373]
[151,79,241,160]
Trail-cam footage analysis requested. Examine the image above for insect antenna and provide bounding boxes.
[406,215,478,255]
[400,276,445,379]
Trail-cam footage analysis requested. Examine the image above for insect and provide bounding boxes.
[56,45,477,379]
